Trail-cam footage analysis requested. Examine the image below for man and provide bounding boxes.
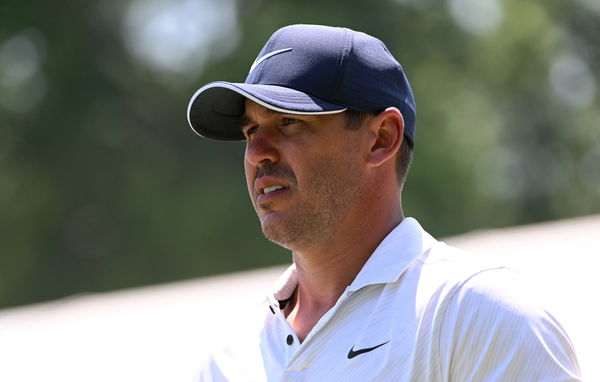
[187,24,580,381]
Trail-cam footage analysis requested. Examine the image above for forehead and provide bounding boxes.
[242,99,282,121]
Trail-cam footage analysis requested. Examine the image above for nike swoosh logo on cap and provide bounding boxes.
[347,341,390,359]
[248,48,293,74]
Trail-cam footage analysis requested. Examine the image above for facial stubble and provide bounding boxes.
[254,151,363,251]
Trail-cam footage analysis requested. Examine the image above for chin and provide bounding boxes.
[260,216,297,249]
[261,220,289,245]
[262,222,321,253]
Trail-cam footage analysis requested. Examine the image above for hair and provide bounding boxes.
[345,109,413,187]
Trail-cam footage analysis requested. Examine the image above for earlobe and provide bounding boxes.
[367,107,404,167]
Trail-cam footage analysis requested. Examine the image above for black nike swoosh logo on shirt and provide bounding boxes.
[347,341,390,359]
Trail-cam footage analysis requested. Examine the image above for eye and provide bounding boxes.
[243,125,258,139]
[281,117,300,126]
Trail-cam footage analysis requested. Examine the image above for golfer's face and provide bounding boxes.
[241,100,364,250]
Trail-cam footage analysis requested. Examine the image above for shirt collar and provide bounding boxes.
[271,263,298,303]
[347,217,437,292]
[268,217,437,301]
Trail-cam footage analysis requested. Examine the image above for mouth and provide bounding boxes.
[262,185,285,195]
[255,183,289,203]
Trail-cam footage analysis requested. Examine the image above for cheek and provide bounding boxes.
[297,155,340,189]
[308,149,363,187]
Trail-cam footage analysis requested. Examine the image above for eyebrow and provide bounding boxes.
[240,108,286,128]
[240,114,253,128]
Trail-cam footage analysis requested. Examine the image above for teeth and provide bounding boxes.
[263,185,284,194]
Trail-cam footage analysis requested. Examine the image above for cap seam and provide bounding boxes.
[332,28,353,108]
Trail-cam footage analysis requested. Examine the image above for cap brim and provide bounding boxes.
[187,82,346,141]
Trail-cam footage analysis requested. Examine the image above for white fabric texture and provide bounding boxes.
[197,218,581,381]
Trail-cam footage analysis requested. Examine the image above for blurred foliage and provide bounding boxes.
[0,0,598,308]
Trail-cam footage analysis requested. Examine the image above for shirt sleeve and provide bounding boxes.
[438,268,581,381]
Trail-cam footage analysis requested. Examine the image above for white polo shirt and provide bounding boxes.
[198,218,581,381]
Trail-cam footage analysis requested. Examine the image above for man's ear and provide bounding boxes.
[366,107,404,167]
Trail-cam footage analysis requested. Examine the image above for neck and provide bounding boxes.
[285,181,403,342]
[292,205,403,305]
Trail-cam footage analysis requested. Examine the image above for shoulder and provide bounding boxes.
[408,242,510,307]
[440,265,565,338]
[195,340,266,382]
[424,246,567,335]
[193,300,270,382]
[428,250,582,381]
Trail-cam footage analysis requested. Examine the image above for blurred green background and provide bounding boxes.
[1,0,599,309]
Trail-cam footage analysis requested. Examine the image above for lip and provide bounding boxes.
[254,176,291,203]
[254,176,290,195]
[256,187,289,203]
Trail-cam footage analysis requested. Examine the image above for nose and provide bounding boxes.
[245,127,281,167]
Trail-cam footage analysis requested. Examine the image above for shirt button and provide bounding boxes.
[286,335,294,345]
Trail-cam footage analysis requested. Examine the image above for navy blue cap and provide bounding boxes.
[187,24,416,146]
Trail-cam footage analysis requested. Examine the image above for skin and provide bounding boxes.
[242,99,405,342]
